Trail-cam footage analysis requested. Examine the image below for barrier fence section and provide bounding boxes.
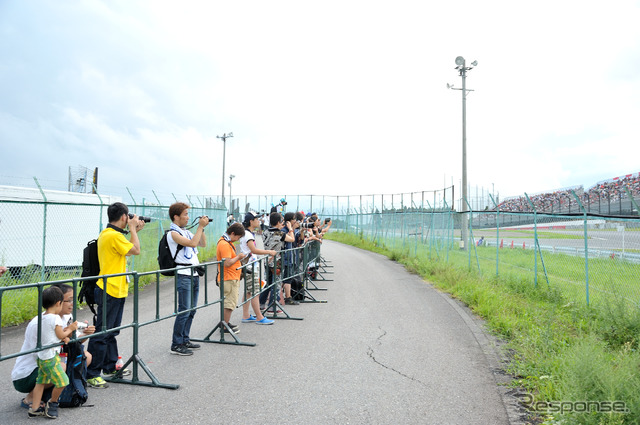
[332,200,640,308]
[0,198,227,326]
[0,240,331,390]
[225,188,456,219]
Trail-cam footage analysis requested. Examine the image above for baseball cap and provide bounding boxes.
[244,211,263,224]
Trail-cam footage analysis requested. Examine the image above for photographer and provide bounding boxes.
[239,212,274,325]
[320,217,332,235]
[86,202,144,389]
[282,212,301,305]
[270,198,287,214]
[167,202,209,356]
[259,212,294,311]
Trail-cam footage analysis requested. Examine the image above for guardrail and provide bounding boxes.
[0,240,331,391]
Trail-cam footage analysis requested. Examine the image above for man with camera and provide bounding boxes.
[86,202,145,389]
[270,198,287,214]
[259,212,295,311]
[167,202,209,356]
[282,212,302,305]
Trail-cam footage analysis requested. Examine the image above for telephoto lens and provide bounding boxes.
[128,214,151,223]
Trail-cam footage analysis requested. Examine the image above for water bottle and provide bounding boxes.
[59,353,67,365]
[115,356,124,371]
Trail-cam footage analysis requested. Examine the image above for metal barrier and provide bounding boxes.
[0,260,245,390]
[1,240,334,390]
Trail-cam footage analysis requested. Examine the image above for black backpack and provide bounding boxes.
[79,239,99,318]
[158,230,184,276]
[58,341,89,408]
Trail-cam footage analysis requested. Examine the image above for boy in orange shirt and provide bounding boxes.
[216,222,246,333]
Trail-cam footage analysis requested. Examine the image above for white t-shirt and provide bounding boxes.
[38,313,65,360]
[239,229,262,273]
[12,314,73,380]
[167,224,200,276]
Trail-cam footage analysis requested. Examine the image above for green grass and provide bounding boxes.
[326,231,640,425]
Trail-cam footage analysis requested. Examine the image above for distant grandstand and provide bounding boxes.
[496,172,640,216]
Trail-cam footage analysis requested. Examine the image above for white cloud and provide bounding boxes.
[1,0,640,204]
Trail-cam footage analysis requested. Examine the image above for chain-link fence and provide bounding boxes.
[0,193,227,325]
[331,202,640,308]
[229,188,456,218]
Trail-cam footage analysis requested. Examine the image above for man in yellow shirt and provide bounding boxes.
[86,202,144,388]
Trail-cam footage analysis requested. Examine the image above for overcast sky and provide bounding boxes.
[1,0,639,206]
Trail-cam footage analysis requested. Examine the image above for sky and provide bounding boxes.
[1,0,640,206]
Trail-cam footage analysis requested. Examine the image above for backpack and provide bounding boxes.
[263,228,284,269]
[79,239,99,319]
[158,230,184,276]
[58,341,89,408]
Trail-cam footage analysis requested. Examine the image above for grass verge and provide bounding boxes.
[326,231,640,425]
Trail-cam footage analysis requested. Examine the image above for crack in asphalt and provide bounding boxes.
[367,327,428,388]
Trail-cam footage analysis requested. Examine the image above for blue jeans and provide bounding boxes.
[172,274,199,346]
[259,266,279,306]
[87,286,125,378]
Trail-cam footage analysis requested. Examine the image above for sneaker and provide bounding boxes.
[184,341,201,350]
[45,401,59,419]
[256,317,274,325]
[259,304,265,310]
[241,315,257,323]
[223,324,240,334]
[170,345,194,356]
[87,376,110,388]
[265,308,283,315]
[27,406,45,418]
[284,297,299,305]
[104,368,132,377]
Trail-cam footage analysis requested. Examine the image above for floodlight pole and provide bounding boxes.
[228,174,235,215]
[451,56,476,250]
[217,132,233,210]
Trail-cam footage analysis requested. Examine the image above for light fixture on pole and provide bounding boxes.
[448,56,477,250]
[216,132,233,210]
[228,174,235,215]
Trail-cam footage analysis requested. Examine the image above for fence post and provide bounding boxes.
[464,197,480,273]
[489,194,499,277]
[92,183,105,232]
[524,193,538,287]
[624,186,640,216]
[126,187,137,205]
[571,190,589,305]
[33,177,47,282]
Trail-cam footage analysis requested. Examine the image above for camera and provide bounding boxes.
[197,216,214,223]
[128,214,151,223]
[324,218,331,223]
[76,322,88,330]
[300,223,314,229]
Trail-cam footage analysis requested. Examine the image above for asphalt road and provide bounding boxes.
[0,240,521,424]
